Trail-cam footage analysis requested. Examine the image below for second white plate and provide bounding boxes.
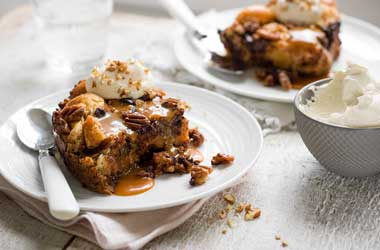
[175,9,380,103]
[0,82,263,212]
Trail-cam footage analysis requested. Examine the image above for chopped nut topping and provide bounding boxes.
[278,70,292,90]
[161,98,179,109]
[235,203,245,213]
[223,193,236,205]
[218,209,227,219]
[189,165,213,186]
[61,104,85,123]
[211,153,235,166]
[189,128,205,147]
[122,112,150,130]
[282,240,288,247]
[244,208,261,221]
[227,219,235,228]
[245,204,253,212]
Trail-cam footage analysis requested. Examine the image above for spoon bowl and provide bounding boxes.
[16,108,79,220]
[17,109,54,151]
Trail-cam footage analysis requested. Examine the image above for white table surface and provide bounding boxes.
[1,5,380,250]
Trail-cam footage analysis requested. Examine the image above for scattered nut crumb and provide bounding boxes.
[245,204,253,212]
[244,208,261,221]
[235,203,245,213]
[282,240,288,247]
[218,209,227,219]
[222,229,227,234]
[227,219,235,228]
[212,153,235,165]
[223,193,236,204]
[275,234,281,240]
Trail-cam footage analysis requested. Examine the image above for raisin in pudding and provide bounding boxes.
[53,59,214,195]
[214,0,341,90]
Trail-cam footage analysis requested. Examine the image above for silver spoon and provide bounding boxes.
[17,108,79,220]
[159,0,244,76]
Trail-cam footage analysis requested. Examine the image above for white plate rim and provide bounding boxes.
[0,82,263,212]
[174,10,380,103]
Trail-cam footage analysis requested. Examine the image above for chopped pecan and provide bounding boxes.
[58,98,70,109]
[69,80,87,98]
[264,74,275,86]
[176,155,193,172]
[235,203,246,213]
[211,153,235,166]
[61,104,85,123]
[223,193,236,205]
[161,98,179,109]
[137,169,155,178]
[153,152,176,173]
[189,165,213,186]
[278,70,292,90]
[244,208,261,221]
[122,112,150,130]
[189,128,204,147]
[52,114,70,134]
[66,93,105,116]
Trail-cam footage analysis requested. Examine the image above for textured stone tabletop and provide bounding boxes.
[0,5,380,250]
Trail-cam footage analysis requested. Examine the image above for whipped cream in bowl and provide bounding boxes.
[86,59,154,99]
[299,64,380,128]
[294,64,380,177]
[268,0,323,25]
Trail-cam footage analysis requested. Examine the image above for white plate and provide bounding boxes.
[175,9,380,103]
[0,82,263,212]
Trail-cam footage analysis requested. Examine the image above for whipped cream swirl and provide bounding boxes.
[300,64,380,128]
[86,59,154,99]
[268,0,323,25]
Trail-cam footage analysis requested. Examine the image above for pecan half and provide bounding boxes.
[211,153,235,166]
[122,112,150,130]
[161,98,179,109]
[189,165,213,186]
[61,104,85,123]
[52,113,70,134]
[189,128,204,147]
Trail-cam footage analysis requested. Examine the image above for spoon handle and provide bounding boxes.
[39,150,79,220]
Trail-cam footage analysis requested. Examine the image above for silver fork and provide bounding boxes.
[159,0,244,76]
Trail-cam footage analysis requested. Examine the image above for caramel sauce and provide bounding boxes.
[98,112,129,135]
[114,168,155,196]
[185,147,204,163]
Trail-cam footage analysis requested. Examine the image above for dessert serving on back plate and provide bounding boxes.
[213,0,341,90]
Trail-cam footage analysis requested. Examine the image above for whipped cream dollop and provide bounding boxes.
[300,64,380,128]
[268,0,323,25]
[86,59,154,99]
